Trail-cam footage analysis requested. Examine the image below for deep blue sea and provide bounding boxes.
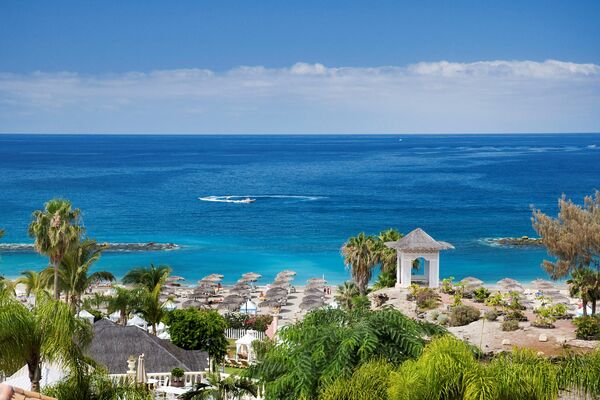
[1,134,599,285]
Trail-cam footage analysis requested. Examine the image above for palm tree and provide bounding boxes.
[567,268,600,316]
[15,270,51,296]
[107,286,142,326]
[28,199,83,299]
[137,285,166,335]
[122,264,171,292]
[0,291,92,392]
[48,239,114,312]
[335,281,360,310]
[341,233,377,295]
[182,372,258,400]
[374,228,402,273]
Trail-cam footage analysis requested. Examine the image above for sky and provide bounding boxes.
[1,1,599,134]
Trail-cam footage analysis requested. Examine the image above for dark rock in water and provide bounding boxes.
[0,242,180,253]
[486,236,543,247]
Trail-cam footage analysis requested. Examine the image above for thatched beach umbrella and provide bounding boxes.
[233,283,252,290]
[218,302,241,311]
[497,278,520,287]
[242,272,262,280]
[302,294,324,302]
[299,299,324,310]
[266,287,288,296]
[305,282,325,290]
[460,277,484,288]
[269,282,291,289]
[182,300,204,309]
[259,299,285,308]
[278,270,296,276]
[307,278,327,284]
[223,294,245,303]
[304,287,325,296]
[274,275,294,283]
[532,279,556,290]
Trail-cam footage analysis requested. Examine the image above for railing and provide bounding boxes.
[224,328,266,340]
[109,371,205,388]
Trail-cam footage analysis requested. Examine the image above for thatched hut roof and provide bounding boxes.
[87,320,208,374]
[385,228,454,252]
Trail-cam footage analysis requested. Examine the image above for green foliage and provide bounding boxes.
[503,293,527,321]
[473,287,491,302]
[485,292,506,309]
[318,360,394,400]
[0,292,92,392]
[341,233,378,295]
[448,305,480,327]
[501,319,519,331]
[182,371,258,400]
[249,307,445,400]
[532,305,561,328]
[335,281,360,310]
[388,336,491,400]
[44,363,153,400]
[413,287,441,310]
[318,336,600,400]
[122,263,171,291]
[164,308,228,362]
[567,267,600,316]
[28,198,84,299]
[223,312,248,329]
[572,315,600,340]
[440,276,455,294]
[436,314,449,326]
[171,367,185,378]
[373,270,396,290]
[484,310,498,321]
[351,295,371,310]
[452,292,463,307]
[224,313,274,332]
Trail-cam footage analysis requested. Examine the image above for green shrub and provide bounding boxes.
[415,288,441,310]
[573,316,600,340]
[501,319,519,331]
[484,310,498,321]
[473,287,491,302]
[429,310,440,321]
[485,292,505,308]
[448,305,480,326]
[171,367,184,378]
[452,292,463,307]
[440,277,455,294]
[504,309,527,321]
[223,312,248,329]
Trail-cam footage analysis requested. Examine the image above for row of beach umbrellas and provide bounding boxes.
[299,278,327,311]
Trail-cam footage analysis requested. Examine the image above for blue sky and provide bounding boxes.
[1,1,599,133]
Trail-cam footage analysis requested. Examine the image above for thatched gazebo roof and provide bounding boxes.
[385,228,454,252]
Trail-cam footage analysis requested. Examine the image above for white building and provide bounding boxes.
[385,228,453,288]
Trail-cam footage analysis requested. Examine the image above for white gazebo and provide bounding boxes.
[385,228,454,288]
[235,330,257,363]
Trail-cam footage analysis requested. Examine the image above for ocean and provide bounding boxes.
[0,134,599,285]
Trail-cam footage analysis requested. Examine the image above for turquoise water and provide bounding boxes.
[0,134,599,284]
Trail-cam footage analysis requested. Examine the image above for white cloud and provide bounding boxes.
[0,60,599,133]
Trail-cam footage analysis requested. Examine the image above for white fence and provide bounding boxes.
[109,371,204,388]
[225,328,266,340]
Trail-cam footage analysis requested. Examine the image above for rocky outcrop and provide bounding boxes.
[0,242,179,252]
[484,236,543,247]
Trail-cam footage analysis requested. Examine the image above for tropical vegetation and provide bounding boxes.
[249,306,444,399]
[0,291,92,392]
[29,199,84,299]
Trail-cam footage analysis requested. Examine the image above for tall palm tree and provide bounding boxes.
[15,270,51,297]
[28,199,83,299]
[374,228,402,273]
[567,268,600,316]
[0,291,92,392]
[122,264,171,292]
[47,239,114,312]
[341,233,377,295]
[137,285,166,335]
[335,281,360,310]
[107,286,142,326]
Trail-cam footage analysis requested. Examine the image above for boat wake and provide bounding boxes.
[198,195,324,204]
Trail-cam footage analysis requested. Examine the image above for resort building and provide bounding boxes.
[385,228,454,288]
[87,320,209,387]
